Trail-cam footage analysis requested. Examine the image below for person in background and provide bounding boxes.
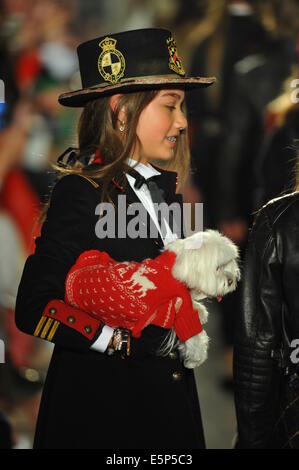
[254,61,299,208]
[185,0,268,387]
[234,155,299,449]
[186,0,264,227]
[217,0,299,238]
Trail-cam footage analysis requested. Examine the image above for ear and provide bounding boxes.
[109,94,126,123]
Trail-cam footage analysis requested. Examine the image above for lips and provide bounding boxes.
[166,136,178,147]
[166,134,179,141]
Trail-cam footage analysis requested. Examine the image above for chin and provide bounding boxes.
[151,152,174,162]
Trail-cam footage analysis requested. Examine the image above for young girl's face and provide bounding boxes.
[132,89,187,164]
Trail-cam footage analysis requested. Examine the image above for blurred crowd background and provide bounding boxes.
[0,0,299,448]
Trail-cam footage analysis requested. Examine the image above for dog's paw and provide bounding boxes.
[190,293,209,325]
[178,330,209,369]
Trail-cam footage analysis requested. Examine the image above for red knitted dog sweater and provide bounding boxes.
[65,249,203,341]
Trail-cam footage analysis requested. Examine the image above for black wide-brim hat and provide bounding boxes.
[58,28,216,107]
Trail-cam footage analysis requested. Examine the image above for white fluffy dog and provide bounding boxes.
[161,230,241,368]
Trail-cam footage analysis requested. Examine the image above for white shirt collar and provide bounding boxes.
[126,158,161,180]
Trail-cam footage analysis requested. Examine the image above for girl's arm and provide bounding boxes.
[15,175,105,351]
[64,248,203,341]
[15,174,177,355]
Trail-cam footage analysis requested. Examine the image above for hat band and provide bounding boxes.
[88,73,182,90]
[58,74,216,106]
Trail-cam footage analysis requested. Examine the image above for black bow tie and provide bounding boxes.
[127,167,181,240]
[127,167,166,205]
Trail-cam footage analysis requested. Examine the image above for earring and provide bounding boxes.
[119,120,125,132]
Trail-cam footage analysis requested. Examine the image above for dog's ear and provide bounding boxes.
[184,232,204,250]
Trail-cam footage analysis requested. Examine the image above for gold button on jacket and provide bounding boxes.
[169,351,177,360]
[172,371,182,381]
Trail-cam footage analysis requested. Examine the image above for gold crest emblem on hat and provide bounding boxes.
[98,37,126,84]
[166,37,185,76]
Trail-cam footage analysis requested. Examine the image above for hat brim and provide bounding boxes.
[58,76,216,107]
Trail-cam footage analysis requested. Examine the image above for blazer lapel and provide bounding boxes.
[111,175,165,248]
[111,167,183,247]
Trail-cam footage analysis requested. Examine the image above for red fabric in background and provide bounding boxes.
[0,170,42,367]
[15,50,42,88]
[0,169,41,254]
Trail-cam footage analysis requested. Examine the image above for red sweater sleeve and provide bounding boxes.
[65,249,203,340]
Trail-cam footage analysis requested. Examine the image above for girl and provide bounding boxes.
[15,28,218,449]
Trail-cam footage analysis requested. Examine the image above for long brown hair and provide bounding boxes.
[53,90,190,201]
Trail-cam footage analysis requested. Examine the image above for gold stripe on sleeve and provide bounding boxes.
[47,321,60,342]
[40,318,54,339]
[34,316,47,337]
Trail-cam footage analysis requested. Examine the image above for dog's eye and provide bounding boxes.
[228,278,233,286]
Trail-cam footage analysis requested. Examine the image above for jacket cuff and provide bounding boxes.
[34,299,101,342]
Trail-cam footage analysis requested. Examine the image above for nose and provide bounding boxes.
[175,109,187,131]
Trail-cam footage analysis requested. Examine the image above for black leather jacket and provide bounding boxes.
[234,191,299,448]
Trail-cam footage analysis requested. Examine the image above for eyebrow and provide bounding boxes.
[161,92,184,102]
